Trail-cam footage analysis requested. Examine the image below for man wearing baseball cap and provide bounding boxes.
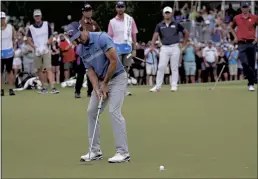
[231,2,258,91]
[108,1,138,96]
[150,6,189,92]
[66,22,130,163]
[74,3,101,98]
[0,11,16,96]
[27,9,59,94]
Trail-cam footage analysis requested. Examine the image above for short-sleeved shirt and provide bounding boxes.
[155,20,185,45]
[59,41,75,62]
[144,48,158,64]
[232,13,258,41]
[183,46,195,62]
[77,32,124,80]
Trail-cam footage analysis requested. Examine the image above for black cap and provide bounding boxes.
[82,4,92,12]
[116,1,126,8]
[241,2,249,8]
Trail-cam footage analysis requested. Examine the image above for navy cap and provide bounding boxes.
[241,2,249,8]
[82,4,92,12]
[65,21,81,41]
[116,1,126,7]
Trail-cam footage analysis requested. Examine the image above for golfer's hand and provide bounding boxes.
[100,83,109,100]
[94,88,102,100]
[233,38,238,44]
[131,49,136,57]
[252,39,258,45]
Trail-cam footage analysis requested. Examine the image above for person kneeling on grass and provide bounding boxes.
[66,22,130,163]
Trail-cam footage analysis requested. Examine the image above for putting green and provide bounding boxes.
[2,82,257,178]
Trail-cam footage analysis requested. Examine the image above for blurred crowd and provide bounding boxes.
[2,2,258,89]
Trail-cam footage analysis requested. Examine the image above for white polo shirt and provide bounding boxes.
[202,46,218,63]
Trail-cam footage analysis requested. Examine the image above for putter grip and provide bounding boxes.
[98,97,103,109]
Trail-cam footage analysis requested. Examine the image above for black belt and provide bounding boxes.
[99,70,125,81]
[238,40,254,44]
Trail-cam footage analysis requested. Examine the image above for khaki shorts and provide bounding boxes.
[64,62,72,70]
[35,51,51,69]
[229,64,238,75]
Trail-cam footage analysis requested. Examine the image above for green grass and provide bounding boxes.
[2,82,257,178]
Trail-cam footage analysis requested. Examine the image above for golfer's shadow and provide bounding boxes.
[79,162,94,166]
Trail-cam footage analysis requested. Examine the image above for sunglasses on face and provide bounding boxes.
[117,5,125,8]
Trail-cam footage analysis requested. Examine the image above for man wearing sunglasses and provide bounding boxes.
[108,1,138,96]
[66,22,130,163]
[74,4,101,98]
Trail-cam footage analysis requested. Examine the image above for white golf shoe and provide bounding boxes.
[126,91,132,96]
[80,150,103,162]
[150,86,160,92]
[108,153,130,163]
[248,85,255,91]
[171,86,178,92]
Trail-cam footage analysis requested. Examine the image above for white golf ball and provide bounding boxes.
[159,165,165,171]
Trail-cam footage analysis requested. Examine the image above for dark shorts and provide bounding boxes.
[1,57,14,73]
[51,55,60,66]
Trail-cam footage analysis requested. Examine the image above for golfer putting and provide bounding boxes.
[65,22,130,163]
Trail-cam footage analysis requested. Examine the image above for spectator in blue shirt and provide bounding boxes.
[65,22,130,163]
[182,40,196,83]
[228,46,239,81]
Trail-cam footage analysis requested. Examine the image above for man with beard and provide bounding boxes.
[74,4,101,98]
[108,1,138,96]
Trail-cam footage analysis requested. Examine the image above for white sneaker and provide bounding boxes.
[80,150,103,162]
[108,153,130,163]
[171,86,178,92]
[248,85,255,91]
[126,91,132,96]
[150,86,160,92]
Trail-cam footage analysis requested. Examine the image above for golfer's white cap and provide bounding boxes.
[0,12,6,18]
[33,9,42,16]
[163,6,172,13]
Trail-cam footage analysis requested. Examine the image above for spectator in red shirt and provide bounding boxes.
[59,34,75,81]
[231,2,258,91]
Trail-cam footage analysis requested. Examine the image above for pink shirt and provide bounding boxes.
[108,15,138,44]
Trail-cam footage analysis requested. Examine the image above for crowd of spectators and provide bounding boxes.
[2,3,258,87]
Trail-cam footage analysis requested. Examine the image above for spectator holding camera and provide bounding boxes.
[182,40,196,83]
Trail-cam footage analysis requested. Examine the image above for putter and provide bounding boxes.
[86,96,103,162]
[209,65,225,91]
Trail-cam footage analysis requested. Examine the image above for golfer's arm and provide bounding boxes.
[103,47,118,84]
[87,67,99,90]
[151,32,159,48]
[231,18,238,40]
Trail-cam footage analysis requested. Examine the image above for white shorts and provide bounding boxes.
[13,57,22,67]
[146,63,157,75]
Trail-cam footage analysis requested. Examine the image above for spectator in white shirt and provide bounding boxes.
[202,41,218,82]
[144,41,159,86]
[21,36,35,74]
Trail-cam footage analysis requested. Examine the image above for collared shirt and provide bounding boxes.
[107,15,138,43]
[27,21,52,38]
[155,20,185,45]
[202,46,218,63]
[232,13,258,41]
[79,18,101,32]
[77,32,124,80]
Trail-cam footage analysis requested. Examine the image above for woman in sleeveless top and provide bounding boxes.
[51,38,60,84]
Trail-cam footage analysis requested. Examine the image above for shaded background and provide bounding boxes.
[1,1,247,42]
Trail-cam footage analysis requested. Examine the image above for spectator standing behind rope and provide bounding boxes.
[50,37,60,84]
[21,36,35,74]
[231,2,258,91]
[150,6,189,92]
[59,34,75,81]
[1,11,16,96]
[74,4,101,98]
[27,9,59,94]
[108,1,138,96]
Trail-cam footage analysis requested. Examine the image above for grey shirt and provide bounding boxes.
[155,20,185,45]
